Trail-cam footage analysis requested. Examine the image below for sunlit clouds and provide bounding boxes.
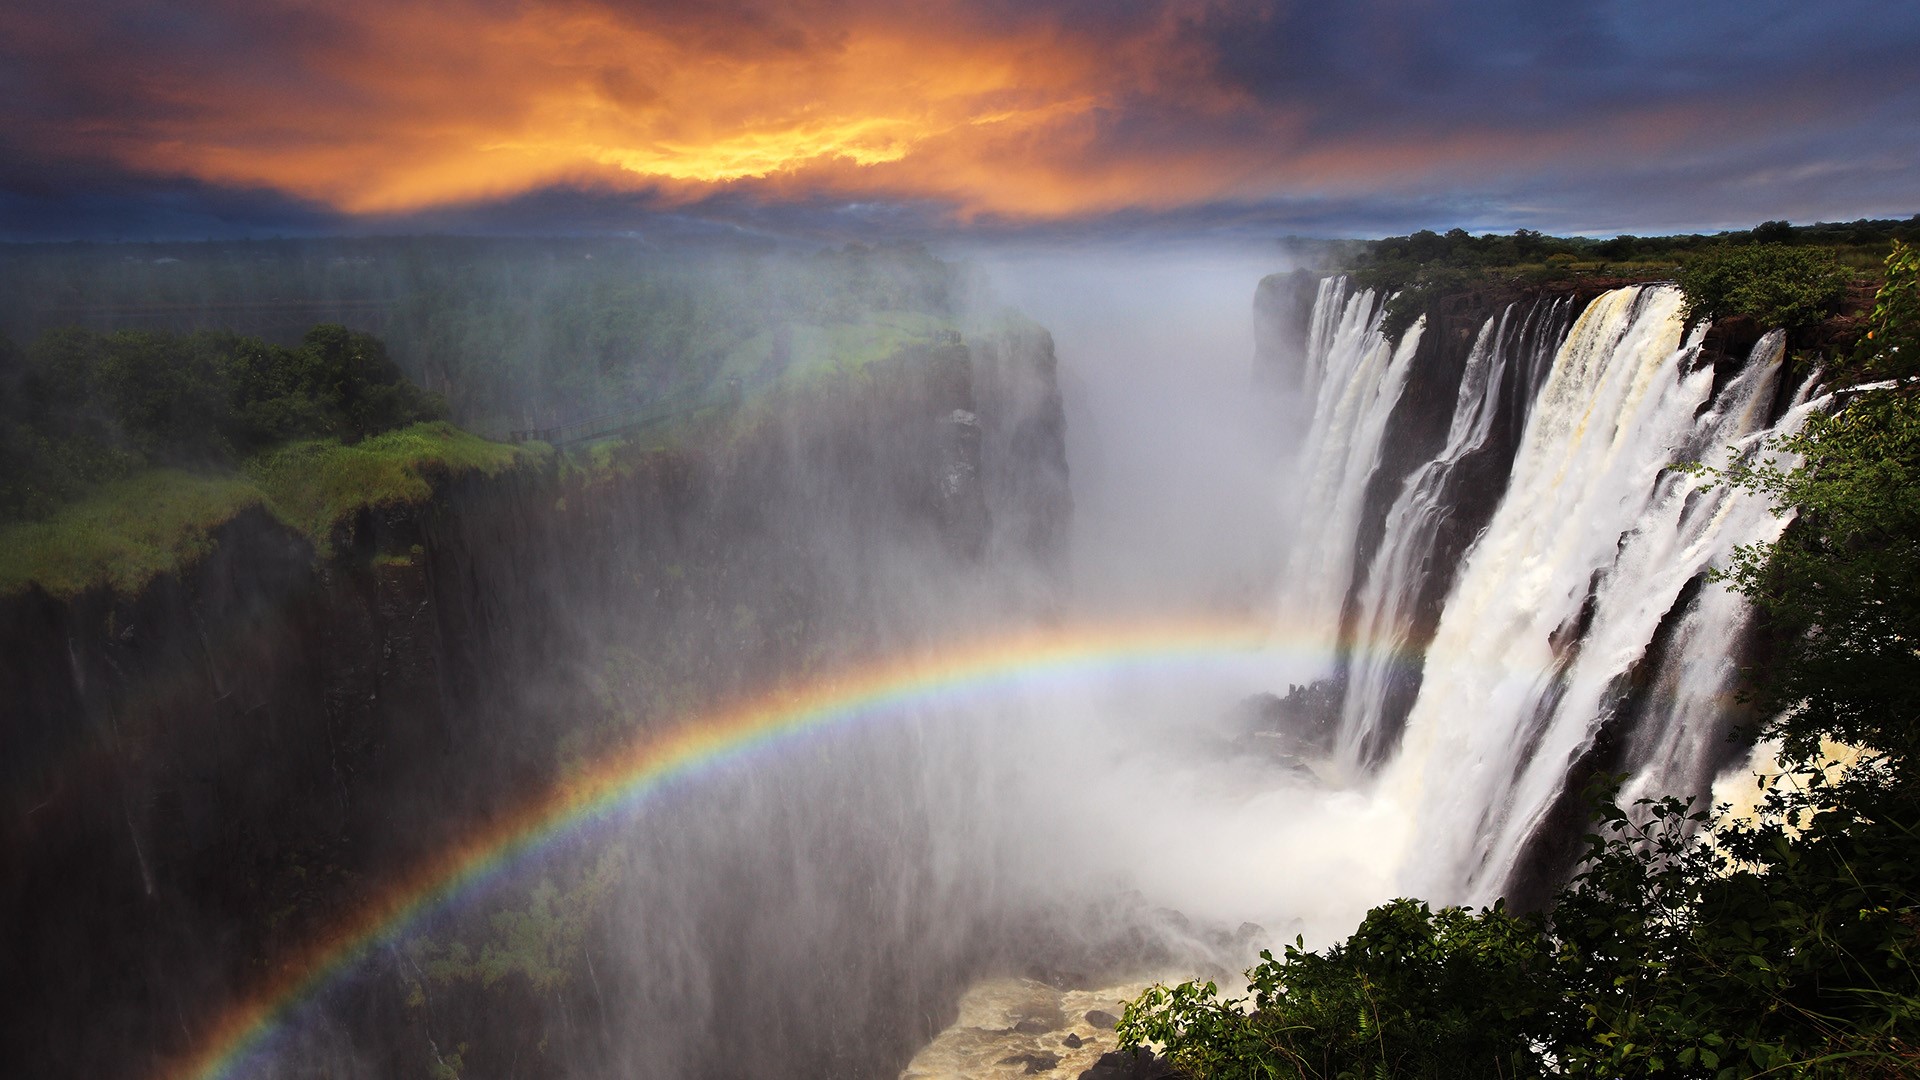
[16,1,1123,216]
[3,0,1917,237]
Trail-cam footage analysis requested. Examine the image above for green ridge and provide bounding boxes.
[0,422,542,598]
[249,421,540,551]
[0,469,263,598]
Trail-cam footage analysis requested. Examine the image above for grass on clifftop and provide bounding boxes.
[0,422,542,598]
[249,421,536,550]
[0,469,264,598]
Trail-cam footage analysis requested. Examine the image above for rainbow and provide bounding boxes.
[165,616,1342,1080]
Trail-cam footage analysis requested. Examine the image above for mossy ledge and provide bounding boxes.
[0,421,548,599]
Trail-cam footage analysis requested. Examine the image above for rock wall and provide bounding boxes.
[0,334,1072,1079]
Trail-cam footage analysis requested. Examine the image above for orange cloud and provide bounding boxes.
[6,0,1767,224]
[85,1,1126,215]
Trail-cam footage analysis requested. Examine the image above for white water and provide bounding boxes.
[1342,288,1800,900]
[885,272,1823,1039]
[1335,300,1562,768]
[1279,278,1423,670]
[950,271,1822,952]
[1614,353,1827,809]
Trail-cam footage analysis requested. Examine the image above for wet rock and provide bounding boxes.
[899,979,1152,1080]
[1078,1049,1179,1080]
[1237,681,1342,755]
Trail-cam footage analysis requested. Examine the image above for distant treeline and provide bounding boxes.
[0,239,966,433]
[1330,216,1919,336]
[0,325,442,521]
[1343,215,1920,281]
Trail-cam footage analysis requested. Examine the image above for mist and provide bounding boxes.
[2,0,1907,1069]
[1,230,1794,1080]
[945,243,1404,945]
[967,244,1299,614]
[2,234,1407,1078]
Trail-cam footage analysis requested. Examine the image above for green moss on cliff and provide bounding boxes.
[0,469,264,597]
[249,421,540,549]
[0,422,542,597]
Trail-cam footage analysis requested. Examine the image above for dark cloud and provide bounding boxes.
[0,176,344,243]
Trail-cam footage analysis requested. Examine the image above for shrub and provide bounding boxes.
[1121,899,1562,1080]
[1853,241,1919,379]
[1677,244,1849,328]
[1122,789,1920,1079]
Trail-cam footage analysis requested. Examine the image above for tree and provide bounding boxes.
[1714,388,1920,763]
[297,324,445,439]
[1120,899,1561,1080]
[1597,235,1639,260]
[1676,244,1849,328]
[0,325,445,522]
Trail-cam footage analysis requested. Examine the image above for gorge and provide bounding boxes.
[0,247,1829,1079]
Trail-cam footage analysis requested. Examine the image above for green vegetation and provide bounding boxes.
[0,469,263,597]
[1854,241,1919,380]
[1700,241,1920,764]
[398,242,961,428]
[0,323,444,521]
[0,317,543,595]
[0,422,541,597]
[1676,245,1849,328]
[1124,898,1559,1079]
[725,310,955,385]
[0,239,967,435]
[1347,218,1915,287]
[1121,246,1920,1078]
[407,852,619,997]
[1335,217,1917,338]
[248,421,534,551]
[1712,407,1920,762]
[0,242,972,596]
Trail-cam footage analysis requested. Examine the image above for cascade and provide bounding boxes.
[1279,277,1424,670]
[1612,363,1826,812]
[1280,281,1822,904]
[1335,296,1569,768]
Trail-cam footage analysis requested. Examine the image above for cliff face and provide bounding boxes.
[1251,268,1322,396]
[0,332,1071,1079]
[969,320,1073,589]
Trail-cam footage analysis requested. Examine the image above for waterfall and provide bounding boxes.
[1279,277,1424,670]
[1336,297,1569,769]
[1279,279,1821,904]
[1612,354,1826,810]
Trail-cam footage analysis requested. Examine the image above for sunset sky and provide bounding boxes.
[3,0,1917,242]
